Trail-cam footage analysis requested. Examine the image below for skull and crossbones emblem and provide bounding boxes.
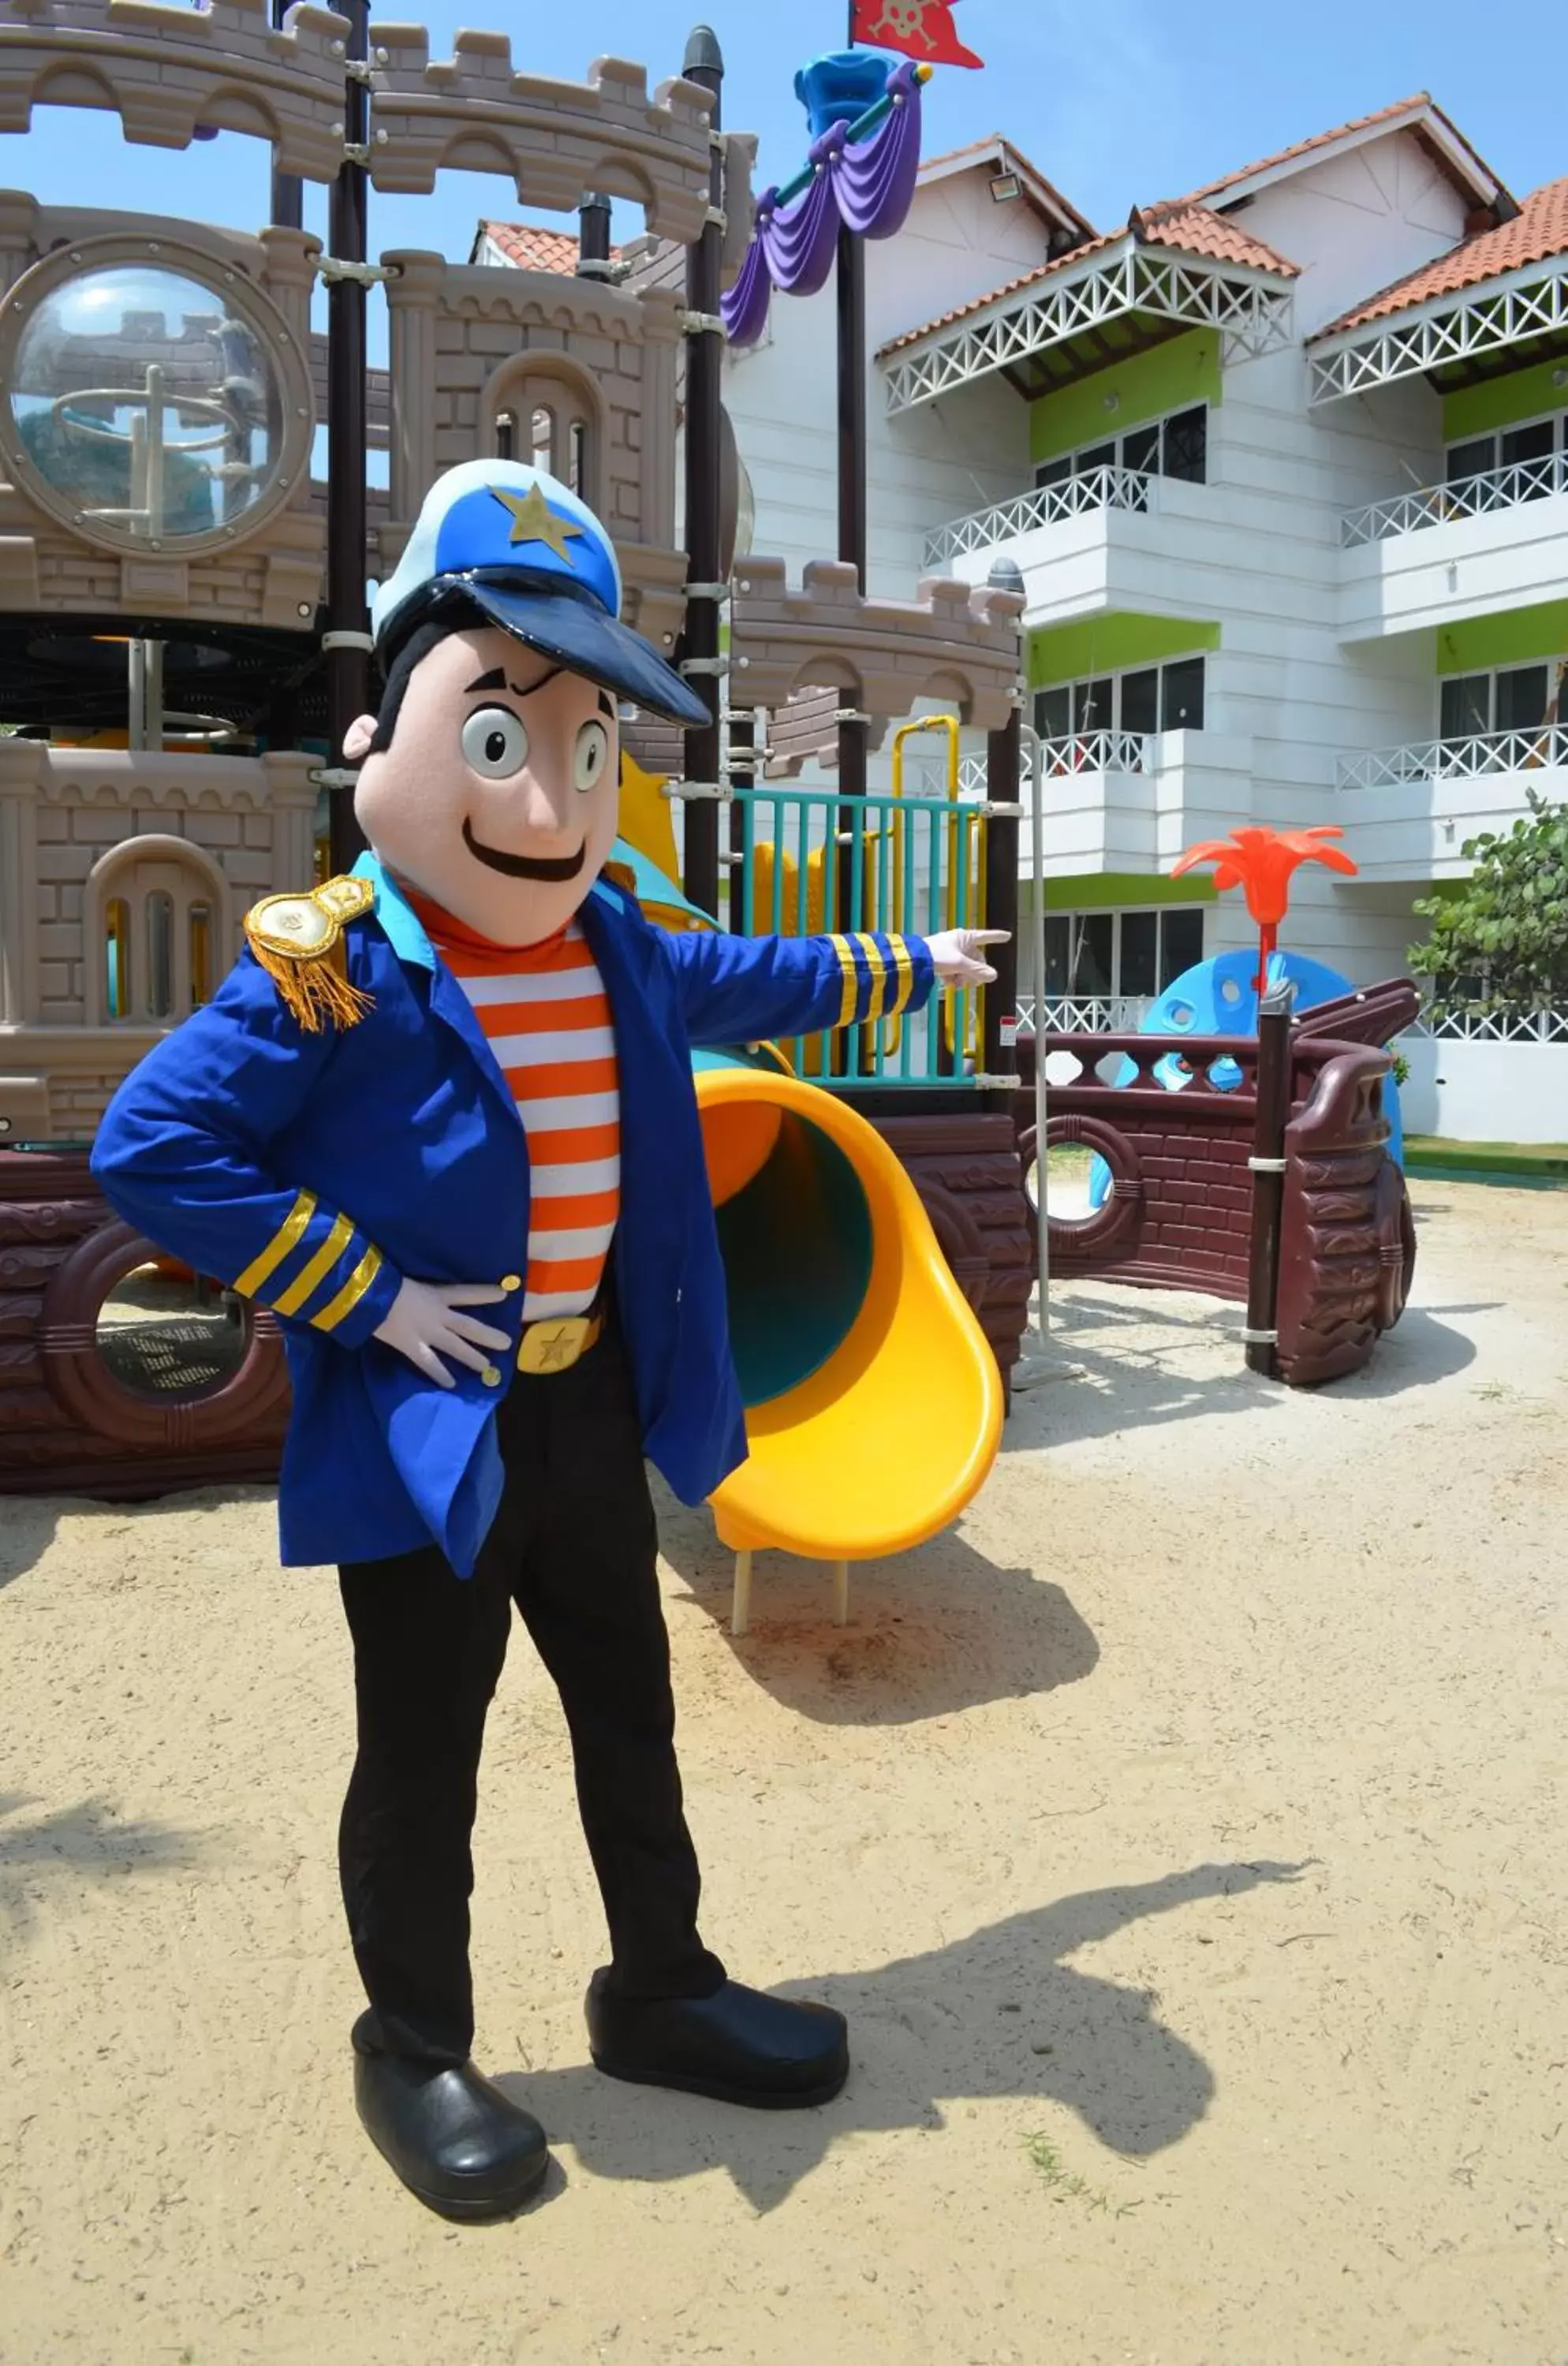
[864,0,947,50]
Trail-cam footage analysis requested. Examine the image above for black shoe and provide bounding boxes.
[353,2050,549,2223]
[586,1972,849,2110]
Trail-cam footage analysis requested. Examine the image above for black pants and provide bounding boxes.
[336,1325,726,2064]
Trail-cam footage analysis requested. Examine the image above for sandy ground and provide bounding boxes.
[3,1179,1568,2366]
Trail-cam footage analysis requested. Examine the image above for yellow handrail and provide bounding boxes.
[890,715,984,1066]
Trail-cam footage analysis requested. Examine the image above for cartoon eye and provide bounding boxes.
[573,718,610,793]
[461,706,528,778]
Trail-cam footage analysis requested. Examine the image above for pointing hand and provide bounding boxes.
[924,927,1010,987]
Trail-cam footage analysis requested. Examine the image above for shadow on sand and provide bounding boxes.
[497,1859,1309,2215]
[0,1791,202,1960]
[659,1499,1098,1726]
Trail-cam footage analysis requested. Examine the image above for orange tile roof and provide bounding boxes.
[877,210,1295,359]
[477,222,607,274]
[1313,174,1568,337]
[1162,92,1503,213]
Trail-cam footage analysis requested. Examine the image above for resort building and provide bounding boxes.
[483,96,1568,1032]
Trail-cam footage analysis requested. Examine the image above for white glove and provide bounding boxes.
[924,927,1010,987]
[374,1278,512,1390]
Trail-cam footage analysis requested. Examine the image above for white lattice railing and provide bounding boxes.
[1309,254,1568,405]
[959,731,1148,797]
[885,238,1294,416]
[1013,995,1155,1034]
[1413,1006,1568,1043]
[924,465,1152,567]
[1337,724,1568,789]
[1342,450,1568,545]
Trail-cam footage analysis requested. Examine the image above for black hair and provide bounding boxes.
[366,592,489,755]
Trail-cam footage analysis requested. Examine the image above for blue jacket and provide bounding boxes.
[91,856,934,1573]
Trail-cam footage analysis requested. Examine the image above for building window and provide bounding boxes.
[1042,905,1205,1001]
[1445,407,1566,502]
[1034,655,1206,756]
[1440,662,1556,741]
[91,840,227,1024]
[1036,403,1208,491]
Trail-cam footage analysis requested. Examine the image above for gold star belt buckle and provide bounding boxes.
[517,1313,603,1375]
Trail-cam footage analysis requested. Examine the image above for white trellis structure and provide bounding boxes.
[882,235,1297,416]
[925,464,1151,567]
[1309,252,1568,404]
[1336,724,1568,790]
[1342,449,1568,543]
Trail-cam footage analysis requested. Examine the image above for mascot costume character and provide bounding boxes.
[92,460,1005,2223]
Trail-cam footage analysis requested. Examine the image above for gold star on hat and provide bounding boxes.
[489,483,584,564]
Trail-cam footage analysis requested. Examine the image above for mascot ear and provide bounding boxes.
[344,713,377,763]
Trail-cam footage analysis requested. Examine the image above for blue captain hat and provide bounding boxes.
[371,460,707,727]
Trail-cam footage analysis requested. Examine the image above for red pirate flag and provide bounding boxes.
[850,0,984,70]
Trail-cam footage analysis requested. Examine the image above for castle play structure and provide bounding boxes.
[0,5,1414,1627]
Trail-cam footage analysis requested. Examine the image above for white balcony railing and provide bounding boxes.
[924,464,1152,569]
[1338,723,1568,789]
[1341,451,1568,546]
[1014,994,1155,1034]
[957,731,1149,801]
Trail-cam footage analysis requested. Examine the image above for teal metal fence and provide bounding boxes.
[722,786,989,1088]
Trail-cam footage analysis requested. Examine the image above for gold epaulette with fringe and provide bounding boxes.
[245,875,376,1034]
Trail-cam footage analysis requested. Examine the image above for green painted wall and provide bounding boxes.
[1038,871,1215,911]
[1442,360,1568,442]
[1029,330,1222,467]
[1027,613,1221,689]
[1435,600,1568,675]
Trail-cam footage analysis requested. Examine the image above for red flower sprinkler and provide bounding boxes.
[1170,826,1359,994]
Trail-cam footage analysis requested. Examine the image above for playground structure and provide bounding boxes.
[1017,825,1417,1386]
[0,8,1030,1628]
[0,11,1421,1625]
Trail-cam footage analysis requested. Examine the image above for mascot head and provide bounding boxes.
[346,461,706,946]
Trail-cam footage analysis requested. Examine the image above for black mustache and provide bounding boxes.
[461,819,586,882]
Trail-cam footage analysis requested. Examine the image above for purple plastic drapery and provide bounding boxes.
[722,61,924,348]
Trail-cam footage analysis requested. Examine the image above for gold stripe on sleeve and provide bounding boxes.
[232,1189,317,1301]
[273,1209,357,1319]
[829,935,860,1028]
[886,936,916,1017]
[312,1245,383,1334]
[853,932,890,1021]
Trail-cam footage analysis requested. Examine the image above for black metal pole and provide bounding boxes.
[983,556,1025,1088]
[834,219,868,811]
[577,190,612,276]
[269,0,304,230]
[1246,978,1296,1377]
[326,0,370,875]
[679,25,724,920]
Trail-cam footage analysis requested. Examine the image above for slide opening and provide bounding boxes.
[706,1100,873,1408]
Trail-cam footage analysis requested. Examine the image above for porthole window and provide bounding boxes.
[95,1257,249,1401]
[0,237,313,558]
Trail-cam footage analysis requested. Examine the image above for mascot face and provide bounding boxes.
[348,627,619,946]
[345,458,704,947]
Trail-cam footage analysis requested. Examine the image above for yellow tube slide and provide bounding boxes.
[694,1058,1003,1563]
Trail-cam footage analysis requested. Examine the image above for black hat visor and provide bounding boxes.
[425,569,708,726]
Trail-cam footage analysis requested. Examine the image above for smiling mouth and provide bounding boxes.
[462,818,586,882]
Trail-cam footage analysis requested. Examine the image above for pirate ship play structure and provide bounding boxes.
[0,6,1413,1546]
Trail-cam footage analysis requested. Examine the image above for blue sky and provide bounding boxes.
[7,0,1562,356]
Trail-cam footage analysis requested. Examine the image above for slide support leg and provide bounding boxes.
[832,1560,850,1627]
[731,1550,753,1637]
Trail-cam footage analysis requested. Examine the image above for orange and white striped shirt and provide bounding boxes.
[410,898,620,1321]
